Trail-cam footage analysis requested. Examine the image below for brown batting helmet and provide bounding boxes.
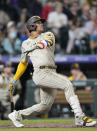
[26,16,46,32]
[71,63,80,70]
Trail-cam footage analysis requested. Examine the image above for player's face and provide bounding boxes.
[71,69,79,76]
[4,67,12,77]
[36,21,44,33]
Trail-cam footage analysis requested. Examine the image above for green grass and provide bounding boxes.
[1,118,97,124]
[0,119,97,131]
[0,119,74,125]
[0,128,97,131]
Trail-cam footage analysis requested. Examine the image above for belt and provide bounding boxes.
[40,65,57,69]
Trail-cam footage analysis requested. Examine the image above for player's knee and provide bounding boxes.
[69,81,73,88]
[64,81,74,95]
[40,103,52,113]
[62,80,73,90]
[66,80,73,89]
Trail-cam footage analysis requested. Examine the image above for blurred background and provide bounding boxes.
[0,0,97,120]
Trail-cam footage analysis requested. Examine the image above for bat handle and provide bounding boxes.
[10,90,13,102]
[10,88,14,112]
[11,102,14,112]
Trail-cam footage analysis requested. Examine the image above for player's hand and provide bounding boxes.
[9,78,16,92]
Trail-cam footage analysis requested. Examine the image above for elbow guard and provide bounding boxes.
[14,61,28,81]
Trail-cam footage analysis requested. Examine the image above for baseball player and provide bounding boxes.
[8,16,96,127]
[0,62,22,119]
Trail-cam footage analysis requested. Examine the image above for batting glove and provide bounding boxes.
[9,78,16,92]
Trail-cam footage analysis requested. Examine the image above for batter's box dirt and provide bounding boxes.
[0,122,97,128]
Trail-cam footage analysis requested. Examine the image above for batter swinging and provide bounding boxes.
[8,16,96,127]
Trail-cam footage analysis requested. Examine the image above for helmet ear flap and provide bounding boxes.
[30,24,37,32]
[26,24,37,32]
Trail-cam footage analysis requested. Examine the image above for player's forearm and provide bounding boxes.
[13,61,28,81]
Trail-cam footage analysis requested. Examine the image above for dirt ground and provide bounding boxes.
[0,122,97,128]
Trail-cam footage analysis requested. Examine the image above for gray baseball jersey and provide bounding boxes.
[21,32,55,68]
[15,31,83,120]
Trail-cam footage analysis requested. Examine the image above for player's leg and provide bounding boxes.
[8,87,56,127]
[15,88,56,120]
[34,71,82,116]
[33,70,96,126]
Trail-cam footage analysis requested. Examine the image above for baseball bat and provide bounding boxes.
[10,87,15,112]
[23,45,36,54]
